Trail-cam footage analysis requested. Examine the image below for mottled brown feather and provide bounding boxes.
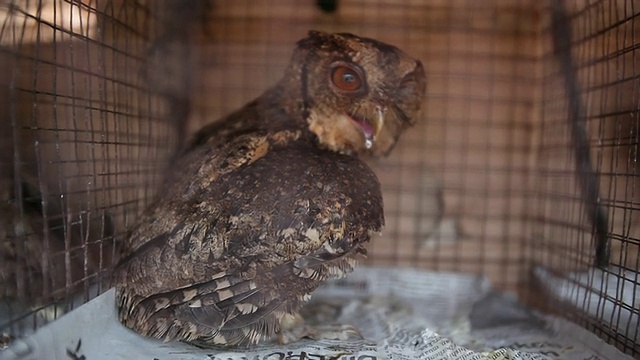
[113,30,425,347]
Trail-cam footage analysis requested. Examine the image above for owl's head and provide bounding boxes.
[284,30,425,156]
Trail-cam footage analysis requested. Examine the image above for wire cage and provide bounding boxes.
[0,0,639,358]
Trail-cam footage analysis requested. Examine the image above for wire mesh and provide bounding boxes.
[533,0,640,356]
[0,0,639,358]
[0,0,180,340]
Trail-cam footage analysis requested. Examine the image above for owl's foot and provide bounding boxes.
[277,313,362,344]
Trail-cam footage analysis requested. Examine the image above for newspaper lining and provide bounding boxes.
[0,267,632,360]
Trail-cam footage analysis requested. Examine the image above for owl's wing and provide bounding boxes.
[132,239,364,345]
[113,132,282,342]
[117,230,366,345]
[116,131,272,259]
[114,130,381,345]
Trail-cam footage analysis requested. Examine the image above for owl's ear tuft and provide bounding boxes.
[296,31,326,50]
[295,31,333,53]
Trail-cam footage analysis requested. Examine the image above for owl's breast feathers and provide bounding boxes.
[113,128,383,345]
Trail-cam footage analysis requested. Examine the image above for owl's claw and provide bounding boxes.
[277,324,363,344]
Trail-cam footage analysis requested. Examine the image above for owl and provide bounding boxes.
[112,30,425,347]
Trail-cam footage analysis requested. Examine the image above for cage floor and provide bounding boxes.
[0,267,631,360]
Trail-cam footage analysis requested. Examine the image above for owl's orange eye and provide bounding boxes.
[331,65,363,92]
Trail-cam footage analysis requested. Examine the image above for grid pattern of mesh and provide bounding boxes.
[534,0,640,356]
[0,0,639,357]
[0,0,179,336]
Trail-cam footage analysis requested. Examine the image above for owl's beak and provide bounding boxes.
[350,106,386,149]
[373,106,385,140]
[363,106,386,149]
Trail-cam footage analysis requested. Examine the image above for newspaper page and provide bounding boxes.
[0,267,632,360]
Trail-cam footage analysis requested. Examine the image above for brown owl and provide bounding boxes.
[112,30,425,347]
